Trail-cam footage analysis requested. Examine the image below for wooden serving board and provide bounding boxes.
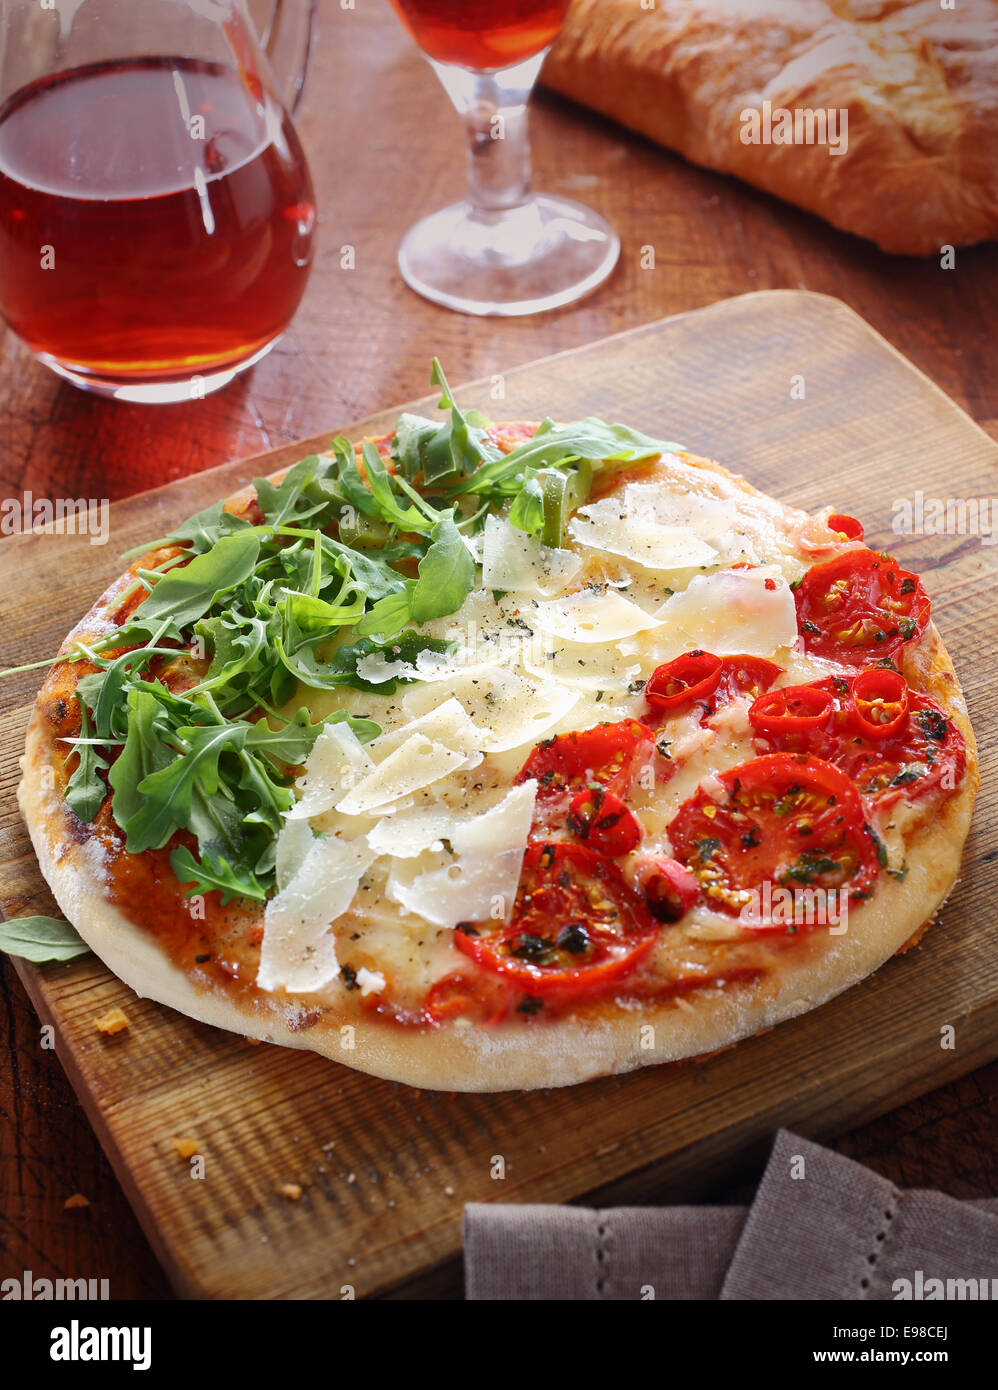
[2,291,996,1299]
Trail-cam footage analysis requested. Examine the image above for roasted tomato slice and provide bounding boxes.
[567,786,643,856]
[794,548,930,664]
[645,650,723,712]
[455,842,658,1000]
[516,720,656,833]
[668,753,880,913]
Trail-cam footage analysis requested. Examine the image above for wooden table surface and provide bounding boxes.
[1,2,996,1300]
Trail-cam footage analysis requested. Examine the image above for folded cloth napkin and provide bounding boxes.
[464,1130,998,1300]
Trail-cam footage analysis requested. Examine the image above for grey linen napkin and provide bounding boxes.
[464,1130,998,1300]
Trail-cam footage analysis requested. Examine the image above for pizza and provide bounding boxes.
[17,368,978,1090]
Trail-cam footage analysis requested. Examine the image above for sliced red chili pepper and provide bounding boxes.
[749,684,835,737]
[634,856,700,922]
[645,650,723,712]
[850,668,909,740]
[828,514,864,542]
[567,785,643,857]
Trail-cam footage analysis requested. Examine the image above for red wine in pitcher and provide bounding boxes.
[0,56,315,387]
[389,0,572,70]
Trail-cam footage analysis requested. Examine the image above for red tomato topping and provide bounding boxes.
[516,720,657,833]
[567,786,643,857]
[645,650,722,712]
[850,668,909,740]
[794,548,930,664]
[668,753,880,914]
[749,684,835,737]
[634,856,701,922]
[424,972,515,1026]
[455,842,658,1001]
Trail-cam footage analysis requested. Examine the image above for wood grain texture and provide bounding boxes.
[1,0,996,1300]
[1,291,996,1299]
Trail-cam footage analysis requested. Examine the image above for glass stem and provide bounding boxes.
[462,74,532,214]
[430,54,547,217]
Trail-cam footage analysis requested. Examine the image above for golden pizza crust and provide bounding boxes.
[17,446,979,1091]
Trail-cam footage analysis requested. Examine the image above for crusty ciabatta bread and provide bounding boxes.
[542,0,998,256]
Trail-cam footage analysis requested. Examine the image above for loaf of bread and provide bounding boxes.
[543,0,998,256]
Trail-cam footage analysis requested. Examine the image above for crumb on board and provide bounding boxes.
[444,1185,455,1197]
[171,1137,199,1160]
[95,1007,130,1036]
[279,1183,303,1201]
[64,1193,90,1210]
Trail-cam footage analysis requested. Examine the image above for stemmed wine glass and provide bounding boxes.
[387,0,619,316]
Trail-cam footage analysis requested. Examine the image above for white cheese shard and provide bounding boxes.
[366,805,457,858]
[569,492,717,572]
[628,566,798,663]
[336,734,473,816]
[530,589,661,644]
[354,967,386,997]
[480,513,582,597]
[258,835,375,993]
[286,721,375,820]
[275,816,314,891]
[366,696,487,761]
[400,667,579,755]
[387,782,537,929]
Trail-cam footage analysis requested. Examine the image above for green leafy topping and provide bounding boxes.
[0,915,90,962]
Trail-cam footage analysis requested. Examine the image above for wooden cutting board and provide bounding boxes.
[1,291,996,1299]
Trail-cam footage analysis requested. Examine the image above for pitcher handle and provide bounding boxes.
[251,0,317,115]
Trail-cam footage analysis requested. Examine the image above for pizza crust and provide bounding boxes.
[17,451,979,1092]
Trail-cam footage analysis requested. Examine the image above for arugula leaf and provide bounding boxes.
[254,457,332,529]
[119,531,261,639]
[356,512,474,638]
[169,846,266,906]
[64,702,109,823]
[128,723,248,853]
[245,707,380,765]
[0,915,90,963]
[108,689,176,832]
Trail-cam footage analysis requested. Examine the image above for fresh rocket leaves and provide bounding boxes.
[35,359,682,903]
[64,702,109,824]
[356,512,475,638]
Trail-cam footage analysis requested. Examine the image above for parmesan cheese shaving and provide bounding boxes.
[387,782,537,929]
[286,721,375,820]
[258,835,376,993]
[480,513,582,596]
[531,589,661,644]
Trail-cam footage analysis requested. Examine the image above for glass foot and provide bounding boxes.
[35,336,280,404]
[398,193,620,317]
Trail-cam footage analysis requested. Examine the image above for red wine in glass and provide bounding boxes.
[387,0,618,316]
[390,0,572,69]
[0,56,315,401]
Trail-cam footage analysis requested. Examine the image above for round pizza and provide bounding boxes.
[17,366,978,1090]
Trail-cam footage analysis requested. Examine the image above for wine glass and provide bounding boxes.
[387,0,619,316]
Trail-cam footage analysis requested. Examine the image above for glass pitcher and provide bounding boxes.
[0,0,317,402]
